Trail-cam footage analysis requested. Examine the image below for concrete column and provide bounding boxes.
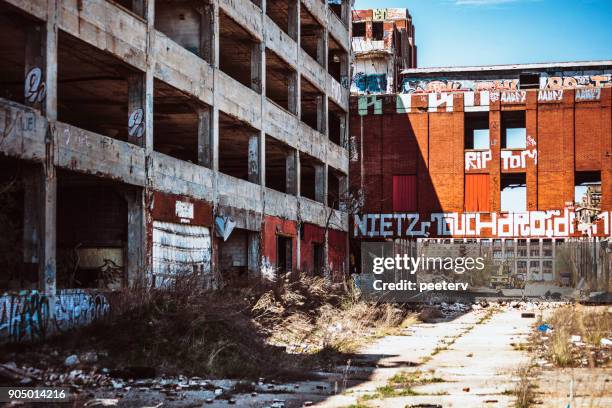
[295,151,301,197]
[197,107,213,168]
[287,0,299,41]
[314,163,326,204]
[127,74,147,147]
[339,111,348,147]
[248,133,261,184]
[200,2,216,64]
[288,72,298,115]
[316,27,327,68]
[286,149,297,195]
[251,41,263,93]
[247,232,260,279]
[316,95,327,135]
[341,0,350,26]
[126,189,147,286]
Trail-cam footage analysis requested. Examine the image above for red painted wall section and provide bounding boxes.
[152,191,213,227]
[300,223,325,274]
[392,175,417,212]
[328,229,348,282]
[465,174,490,212]
[262,216,298,272]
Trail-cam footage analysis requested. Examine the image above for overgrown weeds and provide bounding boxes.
[513,364,536,408]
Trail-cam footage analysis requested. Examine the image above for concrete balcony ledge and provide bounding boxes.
[219,0,264,42]
[215,70,262,128]
[0,98,47,162]
[327,142,349,174]
[217,172,264,213]
[327,72,349,111]
[264,16,298,67]
[54,122,147,187]
[151,152,214,201]
[297,122,327,164]
[328,10,350,52]
[264,100,299,149]
[264,188,299,220]
[299,196,348,231]
[300,49,327,93]
[153,32,215,106]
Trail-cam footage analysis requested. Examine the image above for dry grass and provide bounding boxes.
[546,305,611,368]
[6,274,414,380]
[514,364,536,408]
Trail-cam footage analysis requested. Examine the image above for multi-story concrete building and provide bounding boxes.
[351,7,416,95]
[0,0,351,342]
[350,61,612,284]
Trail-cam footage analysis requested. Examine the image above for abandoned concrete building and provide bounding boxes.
[351,8,417,95]
[0,0,352,342]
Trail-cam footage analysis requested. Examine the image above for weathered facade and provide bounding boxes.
[351,8,417,95]
[0,0,351,342]
[350,62,612,284]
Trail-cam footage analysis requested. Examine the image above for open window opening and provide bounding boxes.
[0,3,42,107]
[501,110,526,149]
[328,100,346,147]
[219,112,260,182]
[464,112,490,150]
[500,173,526,213]
[154,79,210,163]
[58,31,139,143]
[266,0,296,40]
[328,34,348,85]
[0,158,30,291]
[329,0,343,23]
[266,48,297,114]
[265,135,296,195]
[574,171,601,208]
[110,0,146,18]
[300,4,325,66]
[519,72,540,90]
[300,153,325,203]
[154,0,213,61]
[352,21,366,38]
[313,242,324,276]
[372,21,384,41]
[57,170,131,290]
[327,169,344,210]
[219,10,262,93]
[301,77,325,133]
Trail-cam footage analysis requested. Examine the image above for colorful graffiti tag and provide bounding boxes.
[352,73,388,94]
[401,74,612,94]
[0,290,109,343]
[354,209,612,239]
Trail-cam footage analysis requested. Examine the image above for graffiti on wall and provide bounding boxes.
[128,108,144,138]
[465,136,537,172]
[575,88,601,101]
[401,73,612,94]
[465,150,492,171]
[354,209,612,239]
[0,290,109,343]
[24,67,46,104]
[352,73,388,94]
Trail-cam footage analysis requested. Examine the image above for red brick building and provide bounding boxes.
[349,62,612,282]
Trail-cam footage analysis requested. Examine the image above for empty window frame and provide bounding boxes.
[464,112,490,150]
[501,111,526,149]
[500,173,526,213]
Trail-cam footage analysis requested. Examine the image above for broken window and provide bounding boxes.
[266,49,298,114]
[464,112,490,150]
[219,10,262,93]
[372,22,384,41]
[519,72,540,90]
[501,111,526,149]
[154,0,213,61]
[500,173,527,213]
[574,171,601,208]
[352,22,366,37]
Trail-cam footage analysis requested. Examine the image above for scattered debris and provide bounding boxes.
[64,354,80,366]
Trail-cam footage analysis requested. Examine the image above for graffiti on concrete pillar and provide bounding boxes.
[128,108,145,138]
[24,67,46,104]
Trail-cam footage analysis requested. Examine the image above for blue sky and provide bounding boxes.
[353,0,612,67]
